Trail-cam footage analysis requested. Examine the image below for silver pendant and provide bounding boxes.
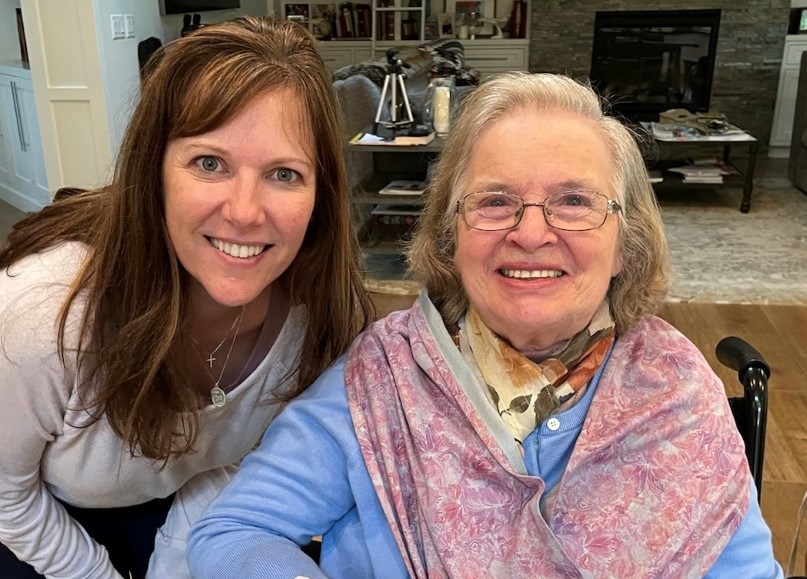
[210,386,226,408]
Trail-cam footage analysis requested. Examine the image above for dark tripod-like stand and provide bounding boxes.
[373,48,414,134]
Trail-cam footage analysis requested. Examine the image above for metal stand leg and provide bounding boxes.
[373,69,414,134]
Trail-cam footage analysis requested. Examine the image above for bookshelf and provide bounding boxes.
[371,0,426,45]
[279,0,531,74]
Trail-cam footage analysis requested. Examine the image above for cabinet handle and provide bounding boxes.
[10,81,28,152]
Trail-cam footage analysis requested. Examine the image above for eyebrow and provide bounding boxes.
[471,179,600,193]
[177,142,314,168]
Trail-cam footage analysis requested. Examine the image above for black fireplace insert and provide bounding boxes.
[589,9,721,122]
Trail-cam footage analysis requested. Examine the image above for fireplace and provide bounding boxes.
[589,9,722,122]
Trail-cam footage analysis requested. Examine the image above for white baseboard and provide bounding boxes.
[767,147,791,159]
[0,183,48,213]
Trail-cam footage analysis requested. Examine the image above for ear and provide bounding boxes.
[611,248,624,277]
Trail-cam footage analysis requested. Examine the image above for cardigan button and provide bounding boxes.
[547,417,561,431]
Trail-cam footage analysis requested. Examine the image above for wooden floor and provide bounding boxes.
[368,293,807,571]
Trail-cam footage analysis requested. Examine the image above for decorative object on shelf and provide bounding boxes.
[480,17,505,38]
[447,0,495,35]
[423,76,455,136]
[507,0,526,39]
[181,13,194,37]
[438,12,455,38]
[466,11,482,39]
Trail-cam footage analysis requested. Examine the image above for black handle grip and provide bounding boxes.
[715,336,771,382]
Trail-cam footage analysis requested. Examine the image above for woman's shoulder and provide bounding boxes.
[1,241,88,292]
[619,313,704,360]
[611,313,723,397]
[0,241,89,353]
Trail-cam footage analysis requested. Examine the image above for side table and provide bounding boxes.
[643,123,759,213]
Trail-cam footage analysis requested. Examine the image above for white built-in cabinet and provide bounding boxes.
[770,35,807,155]
[0,63,49,211]
[281,0,530,75]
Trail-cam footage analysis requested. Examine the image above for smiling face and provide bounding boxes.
[162,88,316,309]
[454,108,623,357]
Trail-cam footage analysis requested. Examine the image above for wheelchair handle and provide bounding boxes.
[715,336,771,383]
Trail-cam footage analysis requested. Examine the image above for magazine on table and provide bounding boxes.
[371,204,422,216]
[378,180,426,196]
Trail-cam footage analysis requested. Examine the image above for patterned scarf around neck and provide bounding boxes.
[459,301,615,442]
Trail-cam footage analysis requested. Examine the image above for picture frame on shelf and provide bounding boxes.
[310,3,336,38]
[285,3,310,19]
[424,21,439,39]
[438,12,455,38]
[446,0,494,35]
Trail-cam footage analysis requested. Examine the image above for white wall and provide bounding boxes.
[17,0,282,197]
[0,0,24,63]
[92,0,164,162]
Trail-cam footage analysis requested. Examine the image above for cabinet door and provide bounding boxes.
[463,46,528,76]
[770,67,801,147]
[321,47,358,72]
[0,73,49,209]
[0,80,14,186]
[14,78,50,204]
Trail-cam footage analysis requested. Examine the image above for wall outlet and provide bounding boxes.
[124,14,135,38]
[110,14,125,39]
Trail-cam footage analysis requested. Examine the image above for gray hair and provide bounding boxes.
[405,72,669,335]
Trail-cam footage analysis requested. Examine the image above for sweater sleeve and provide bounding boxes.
[187,360,357,578]
[0,251,122,578]
[705,480,784,578]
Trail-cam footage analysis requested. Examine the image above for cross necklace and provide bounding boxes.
[191,305,247,407]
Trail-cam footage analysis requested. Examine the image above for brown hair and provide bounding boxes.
[406,72,669,335]
[0,17,373,459]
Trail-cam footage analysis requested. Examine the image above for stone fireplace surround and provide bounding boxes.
[528,1,792,153]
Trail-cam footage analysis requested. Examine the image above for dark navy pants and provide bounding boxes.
[0,494,174,579]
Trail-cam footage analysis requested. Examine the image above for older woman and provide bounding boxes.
[188,73,782,578]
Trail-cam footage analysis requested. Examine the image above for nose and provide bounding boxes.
[506,202,558,248]
[221,174,266,227]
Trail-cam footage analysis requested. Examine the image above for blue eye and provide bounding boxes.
[275,168,297,182]
[475,192,519,209]
[556,191,594,207]
[196,156,222,172]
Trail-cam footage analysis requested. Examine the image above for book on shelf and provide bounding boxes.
[354,3,371,37]
[379,180,426,195]
[667,164,726,184]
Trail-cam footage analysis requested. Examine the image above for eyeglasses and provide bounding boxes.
[457,190,622,232]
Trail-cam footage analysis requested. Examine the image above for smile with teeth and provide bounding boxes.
[210,237,267,259]
[500,268,564,279]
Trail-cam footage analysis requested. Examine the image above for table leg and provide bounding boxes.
[741,141,758,213]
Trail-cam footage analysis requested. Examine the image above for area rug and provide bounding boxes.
[364,177,807,305]
[658,177,807,305]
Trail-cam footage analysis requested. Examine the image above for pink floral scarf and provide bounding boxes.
[344,295,749,578]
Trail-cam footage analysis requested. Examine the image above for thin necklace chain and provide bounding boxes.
[196,307,245,368]
[191,305,247,407]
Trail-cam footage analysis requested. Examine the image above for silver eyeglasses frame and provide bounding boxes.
[456,190,622,232]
